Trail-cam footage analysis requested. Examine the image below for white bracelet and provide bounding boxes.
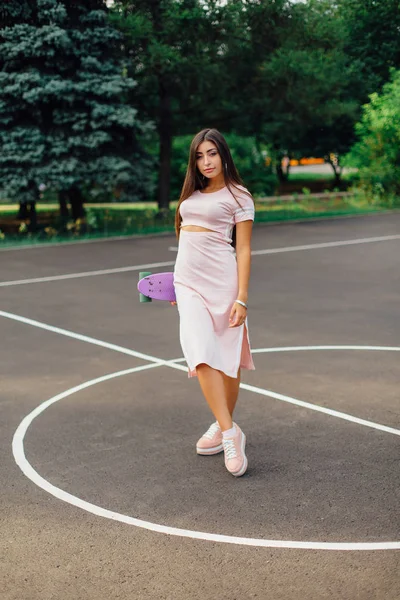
[235,299,248,309]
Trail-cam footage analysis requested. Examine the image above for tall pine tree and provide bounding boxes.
[0,0,153,225]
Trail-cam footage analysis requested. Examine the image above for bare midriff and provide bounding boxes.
[181,225,216,233]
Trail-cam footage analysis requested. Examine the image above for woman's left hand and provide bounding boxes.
[229,302,247,328]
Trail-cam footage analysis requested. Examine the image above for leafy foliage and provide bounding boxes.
[1,0,399,214]
[337,0,400,100]
[111,0,232,209]
[221,0,360,173]
[0,0,153,204]
[345,70,400,198]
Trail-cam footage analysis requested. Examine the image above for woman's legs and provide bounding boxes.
[196,365,247,475]
[223,368,241,417]
[196,364,241,429]
[196,364,233,431]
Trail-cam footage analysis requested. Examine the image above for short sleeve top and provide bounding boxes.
[179,185,254,242]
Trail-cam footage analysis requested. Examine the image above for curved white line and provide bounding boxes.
[12,352,400,551]
[2,310,398,435]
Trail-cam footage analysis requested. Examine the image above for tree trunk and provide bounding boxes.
[276,162,290,183]
[156,80,172,215]
[327,157,342,184]
[69,186,86,221]
[17,202,29,219]
[58,190,70,218]
[26,181,39,232]
[28,202,37,232]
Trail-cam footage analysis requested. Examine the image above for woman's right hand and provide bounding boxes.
[170,301,177,306]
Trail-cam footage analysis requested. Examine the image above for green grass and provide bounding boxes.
[288,172,333,181]
[255,204,385,223]
[0,201,174,215]
[0,227,175,249]
[287,169,359,183]
[0,193,397,249]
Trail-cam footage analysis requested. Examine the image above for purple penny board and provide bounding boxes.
[138,272,176,302]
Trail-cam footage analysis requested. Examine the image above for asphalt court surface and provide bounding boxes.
[1,213,399,599]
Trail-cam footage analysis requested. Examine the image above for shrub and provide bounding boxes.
[345,69,400,200]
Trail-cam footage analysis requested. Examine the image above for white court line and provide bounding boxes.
[169,234,400,255]
[0,261,175,288]
[0,310,185,369]
[251,234,400,255]
[2,309,399,437]
[1,234,400,288]
[251,345,400,353]
[12,355,400,551]
[2,209,400,254]
[240,382,400,436]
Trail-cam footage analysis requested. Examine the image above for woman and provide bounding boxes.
[172,128,255,477]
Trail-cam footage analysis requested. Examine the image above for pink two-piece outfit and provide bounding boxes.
[173,185,256,379]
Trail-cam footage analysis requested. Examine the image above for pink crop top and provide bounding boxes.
[179,185,255,242]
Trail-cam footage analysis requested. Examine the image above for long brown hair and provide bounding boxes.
[174,129,253,242]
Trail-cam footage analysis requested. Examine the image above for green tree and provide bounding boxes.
[288,0,400,181]
[221,0,359,182]
[338,0,400,100]
[218,0,399,183]
[112,0,399,204]
[0,0,152,227]
[111,0,236,212]
[346,69,400,197]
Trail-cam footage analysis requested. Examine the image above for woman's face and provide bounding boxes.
[195,141,223,180]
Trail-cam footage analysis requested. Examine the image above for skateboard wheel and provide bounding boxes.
[139,271,152,303]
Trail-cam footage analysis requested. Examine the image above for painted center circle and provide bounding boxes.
[12,346,400,551]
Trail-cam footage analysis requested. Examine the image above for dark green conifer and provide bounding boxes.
[0,0,153,225]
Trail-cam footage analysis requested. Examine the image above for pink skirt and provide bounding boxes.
[174,231,255,379]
